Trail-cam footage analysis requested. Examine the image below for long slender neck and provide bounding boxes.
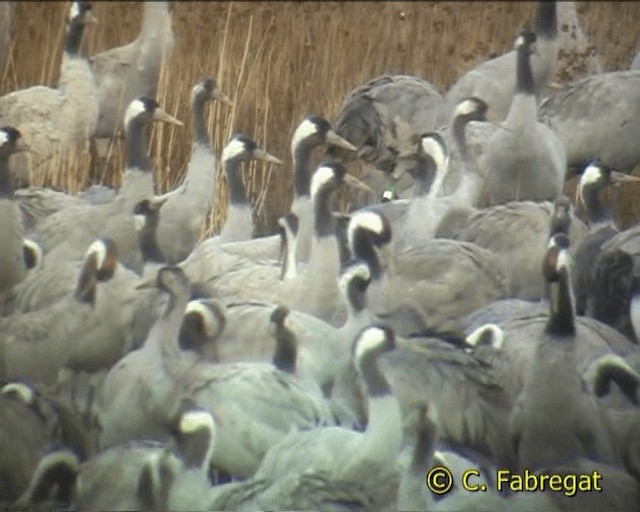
[545,269,575,336]
[179,427,212,470]
[313,186,336,238]
[280,230,298,281]
[347,281,367,316]
[0,154,13,198]
[64,20,85,56]
[126,121,153,172]
[273,328,297,373]
[147,289,190,356]
[535,1,557,40]
[353,352,402,473]
[581,185,613,227]
[224,159,248,205]
[516,45,535,96]
[293,143,315,198]
[413,159,435,198]
[191,95,211,147]
[452,115,471,163]
[351,233,383,280]
[140,220,166,264]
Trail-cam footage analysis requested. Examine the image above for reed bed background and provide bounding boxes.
[3,2,640,235]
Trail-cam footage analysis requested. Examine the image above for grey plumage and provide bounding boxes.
[330,74,444,175]
[510,234,621,470]
[573,162,639,315]
[449,197,588,300]
[218,134,283,243]
[0,127,32,296]
[0,2,99,188]
[89,1,174,180]
[29,97,183,273]
[441,0,558,125]
[485,31,567,205]
[0,239,139,388]
[539,70,640,172]
[347,210,510,328]
[155,78,232,264]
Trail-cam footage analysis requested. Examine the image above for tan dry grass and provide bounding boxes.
[3,2,640,234]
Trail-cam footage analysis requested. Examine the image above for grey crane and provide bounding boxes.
[449,196,588,300]
[289,115,357,261]
[347,209,509,327]
[189,212,304,308]
[4,198,161,317]
[184,325,404,511]
[441,0,558,126]
[485,31,567,205]
[573,161,640,315]
[281,161,372,324]
[90,1,174,177]
[396,402,437,511]
[437,96,496,203]
[155,77,232,264]
[95,266,204,451]
[97,266,333,479]
[587,225,640,341]
[12,448,79,511]
[328,74,444,201]
[539,70,640,173]
[0,381,90,504]
[0,239,141,395]
[218,134,283,243]
[509,233,622,470]
[30,97,182,272]
[197,115,356,265]
[75,401,214,512]
[0,127,32,297]
[0,1,99,188]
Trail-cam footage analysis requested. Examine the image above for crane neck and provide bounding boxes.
[292,142,315,198]
[279,228,298,281]
[191,95,211,147]
[412,157,435,198]
[64,19,86,56]
[312,184,337,238]
[126,120,153,173]
[350,232,383,281]
[545,268,576,336]
[516,45,536,96]
[272,326,297,374]
[0,153,14,198]
[224,159,249,206]
[139,217,166,264]
[452,115,472,163]
[580,184,613,228]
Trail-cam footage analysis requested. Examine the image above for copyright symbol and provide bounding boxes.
[426,466,453,495]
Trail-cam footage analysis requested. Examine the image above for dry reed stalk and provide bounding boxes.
[4,2,640,234]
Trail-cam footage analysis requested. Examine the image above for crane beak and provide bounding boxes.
[254,149,283,165]
[149,195,170,211]
[611,171,640,183]
[326,130,357,152]
[344,173,375,194]
[153,108,184,127]
[136,277,158,290]
[213,90,233,107]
